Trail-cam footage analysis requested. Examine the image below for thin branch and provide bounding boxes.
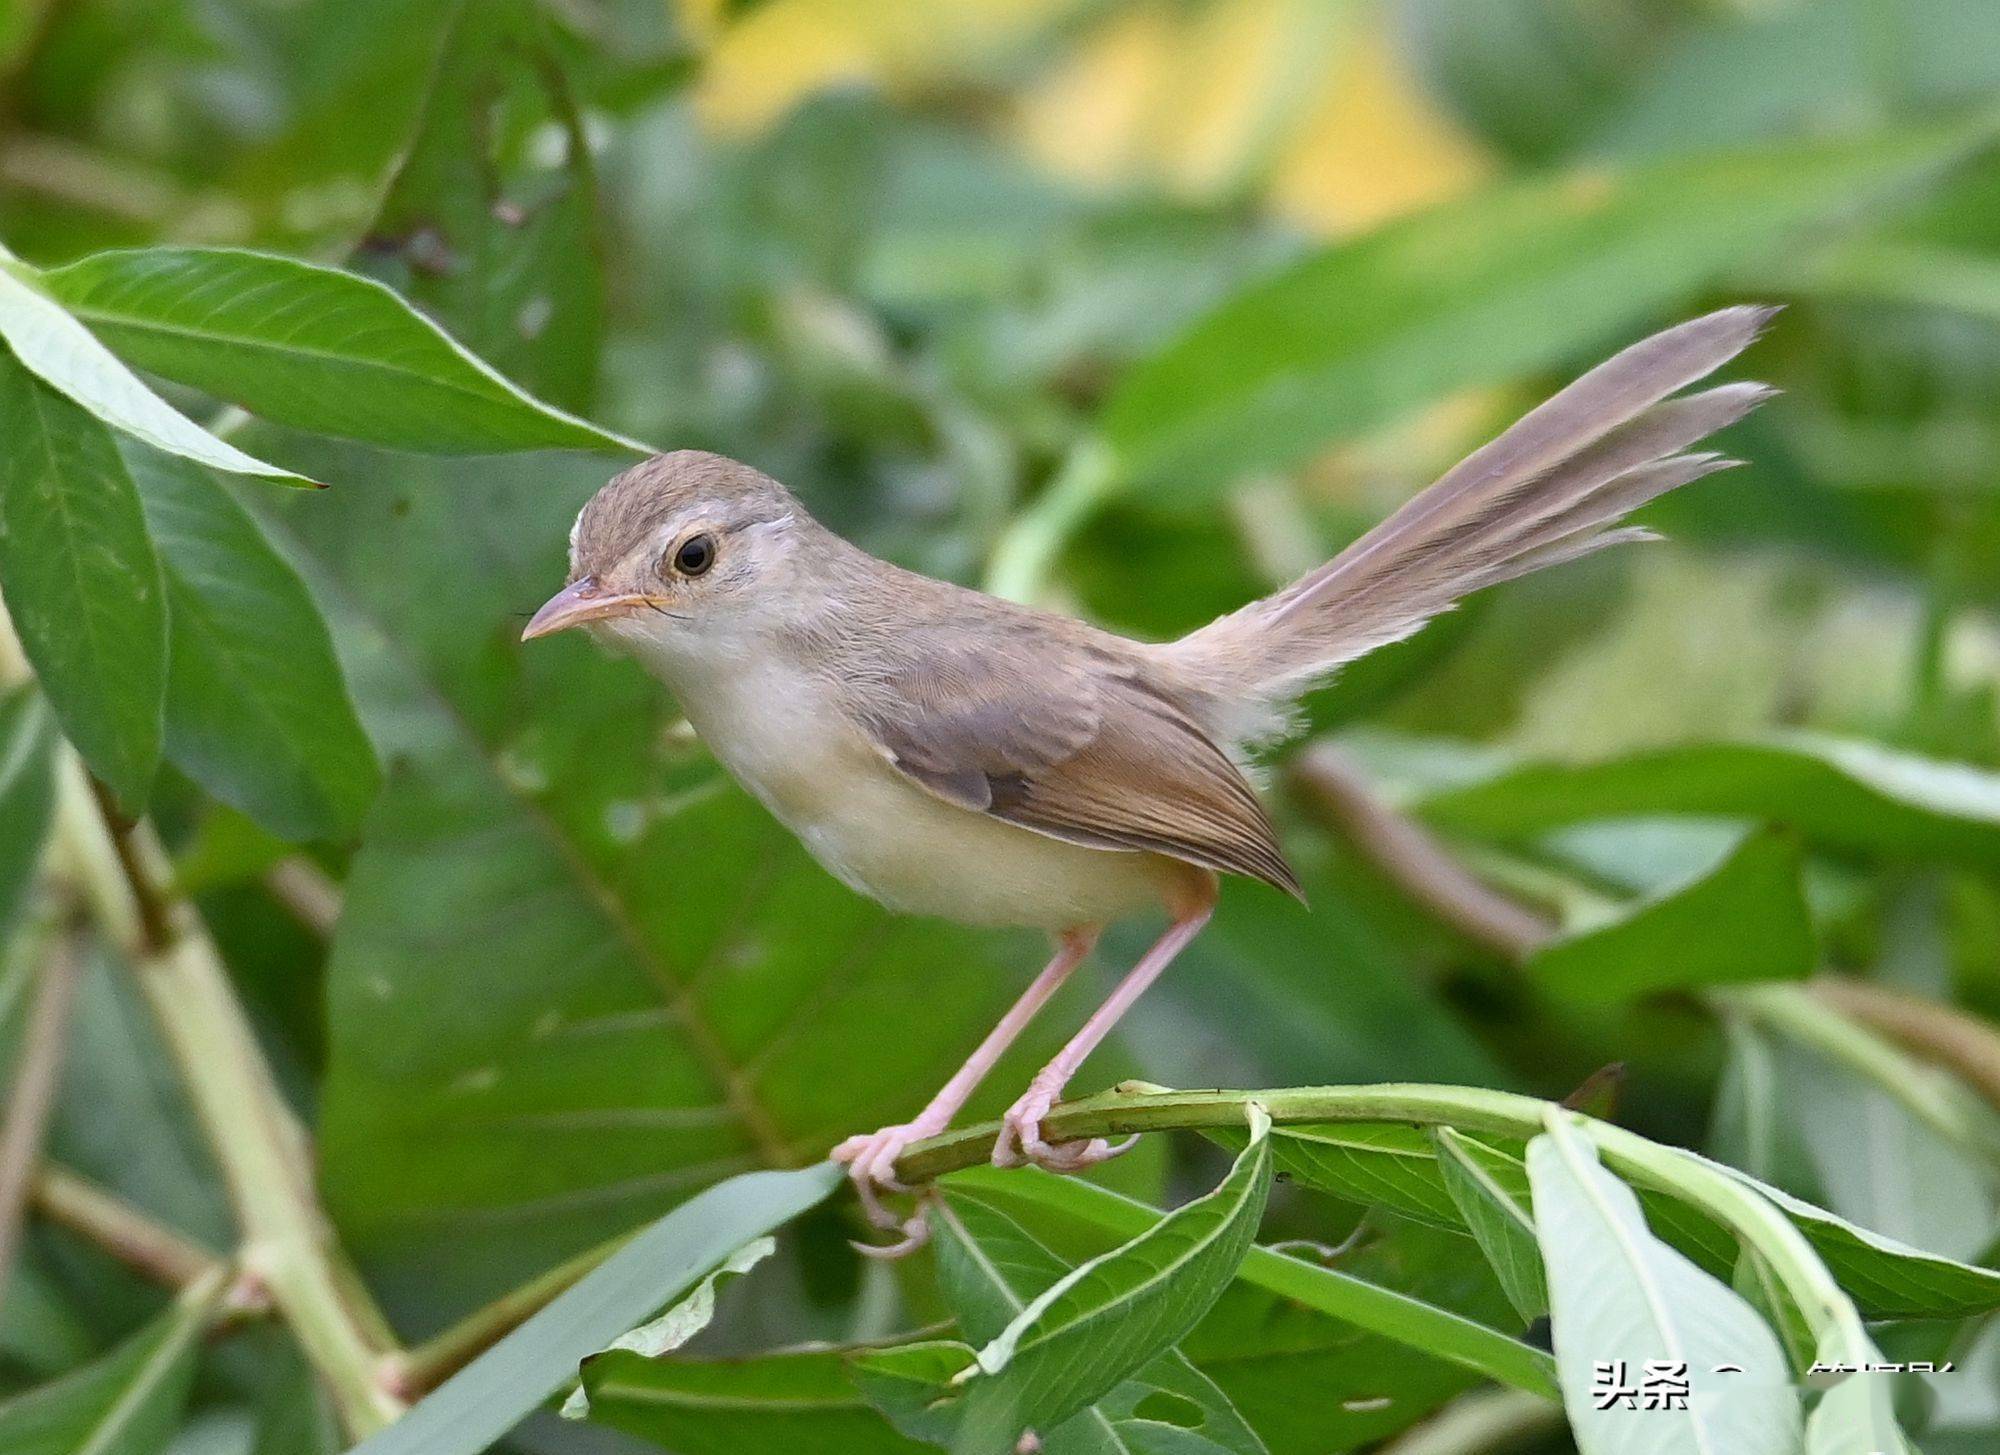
[30,1162,227,1291]
[378,1227,636,1399]
[1811,974,2000,1111]
[0,922,82,1295]
[51,751,407,1436]
[1292,734,2000,1143]
[1291,744,1554,960]
[265,856,343,936]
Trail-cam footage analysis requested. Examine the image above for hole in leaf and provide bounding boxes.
[1131,1391,1204,1428]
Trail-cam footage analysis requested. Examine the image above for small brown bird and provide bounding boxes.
[525,307,1774,1250]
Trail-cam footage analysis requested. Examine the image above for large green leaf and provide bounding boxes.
[1528,1115,1802,1455]
[1527,826,1816,1001]
[563,1236,774,1417]
[1434,1126,1547,1323]
[0,260,306,484]
[945,1164,1559,1403]
[345,1163,840,1455]
[925,1189,1268,1455]
[42,248,643,456]
[584,1346,933,1455]
[0,1271,224,1455]
[1099,120,1986,498]
[1420,734,2000,867]
[125,446,378,841]
[1692,1150,2000,1322]
[0,353,166,806]
[0,686,55,942]
[949,1104,1272,1451]
[1213,1120,1467,1227]
[355,0,604,413]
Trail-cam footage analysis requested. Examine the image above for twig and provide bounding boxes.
[30,1162,228,1291]
[378,1227,636,1399]
[0,922,82,1298]
[1291,744,1553,960]
[1811,974,2000,1111]
[1293,735,2000,1154]
[265,856,343,936]
[51,751,407,1436]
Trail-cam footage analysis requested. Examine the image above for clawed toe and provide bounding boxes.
[832,1123,936,1255]
[994,1090,1135,1175]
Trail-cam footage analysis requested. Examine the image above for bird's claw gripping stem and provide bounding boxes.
[833,1121,941,1257]
[992,1083,1137,1172]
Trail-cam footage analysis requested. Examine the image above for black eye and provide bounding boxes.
[672,534,716,577]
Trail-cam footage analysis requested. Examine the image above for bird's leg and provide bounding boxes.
[993,897,1216,1173]
[833,926,1100,1240]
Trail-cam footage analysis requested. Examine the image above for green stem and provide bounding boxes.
[982,439,1118,602]
[52,752,406,1436]
[1717,981,2000,1167]
[897,1081,1870,1349]
[31,1162,228,1291]
[380,1226,635,1398]
[0,918,80,1289]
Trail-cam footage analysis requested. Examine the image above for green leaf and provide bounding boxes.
[584,1346,936,1455]
[343,1163,840,1455]
[1527,826,1815,1002]
[1216,1121,1466,1227]
[1433,1126,1547,1322]
[926,1190,1268,1455]
[0,353,165,806]
[42,248,644,456]
[562,1236,774,1417]
[1694,1150,2000,1322]
[356,0,604,413]
[943,1163,1559,1403]
[1528,1114,1802,1455]
[1420,734,2000,868]
[0,1270,225,1455]
[0,686,56,942]
[125,446,378,841]
[1100,119,1988,498]
[1210,1119,1741,1284]
[949,1104,1274,1451]
[0,260,306,484]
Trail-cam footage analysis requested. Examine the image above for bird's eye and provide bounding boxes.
[671,534,716,577]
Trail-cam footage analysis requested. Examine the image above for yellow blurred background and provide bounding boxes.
[681,0,1490,235]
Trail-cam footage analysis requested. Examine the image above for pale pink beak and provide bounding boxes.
[521,578,647,640]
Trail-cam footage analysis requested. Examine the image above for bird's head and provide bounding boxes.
[523,451,808,650]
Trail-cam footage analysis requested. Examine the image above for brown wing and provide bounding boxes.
[848,634,1303,900]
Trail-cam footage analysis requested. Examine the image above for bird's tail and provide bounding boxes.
[1167,305,1776,738]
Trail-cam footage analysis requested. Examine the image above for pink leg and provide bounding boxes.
[993,901,1215,1171]
[833,926,1099,1243]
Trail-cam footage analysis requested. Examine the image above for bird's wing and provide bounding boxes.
[847,631,1302,899]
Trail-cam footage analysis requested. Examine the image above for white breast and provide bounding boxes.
[622,635,1168,930]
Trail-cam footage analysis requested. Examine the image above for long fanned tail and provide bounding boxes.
[1168,305,1777,728]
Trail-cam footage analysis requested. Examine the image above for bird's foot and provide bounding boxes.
[992,1083,1137,1173]
[831,1120,941,1257]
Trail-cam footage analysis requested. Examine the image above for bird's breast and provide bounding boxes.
[655,653,1170,930]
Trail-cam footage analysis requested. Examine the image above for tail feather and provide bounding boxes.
[1170,306,1776,728]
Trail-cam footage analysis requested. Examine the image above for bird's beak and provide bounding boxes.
[522,578,646,640]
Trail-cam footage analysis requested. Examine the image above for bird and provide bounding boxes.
[524,305,1775,1252]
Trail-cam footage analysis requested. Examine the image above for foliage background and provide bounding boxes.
[5,1,2000,1452]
